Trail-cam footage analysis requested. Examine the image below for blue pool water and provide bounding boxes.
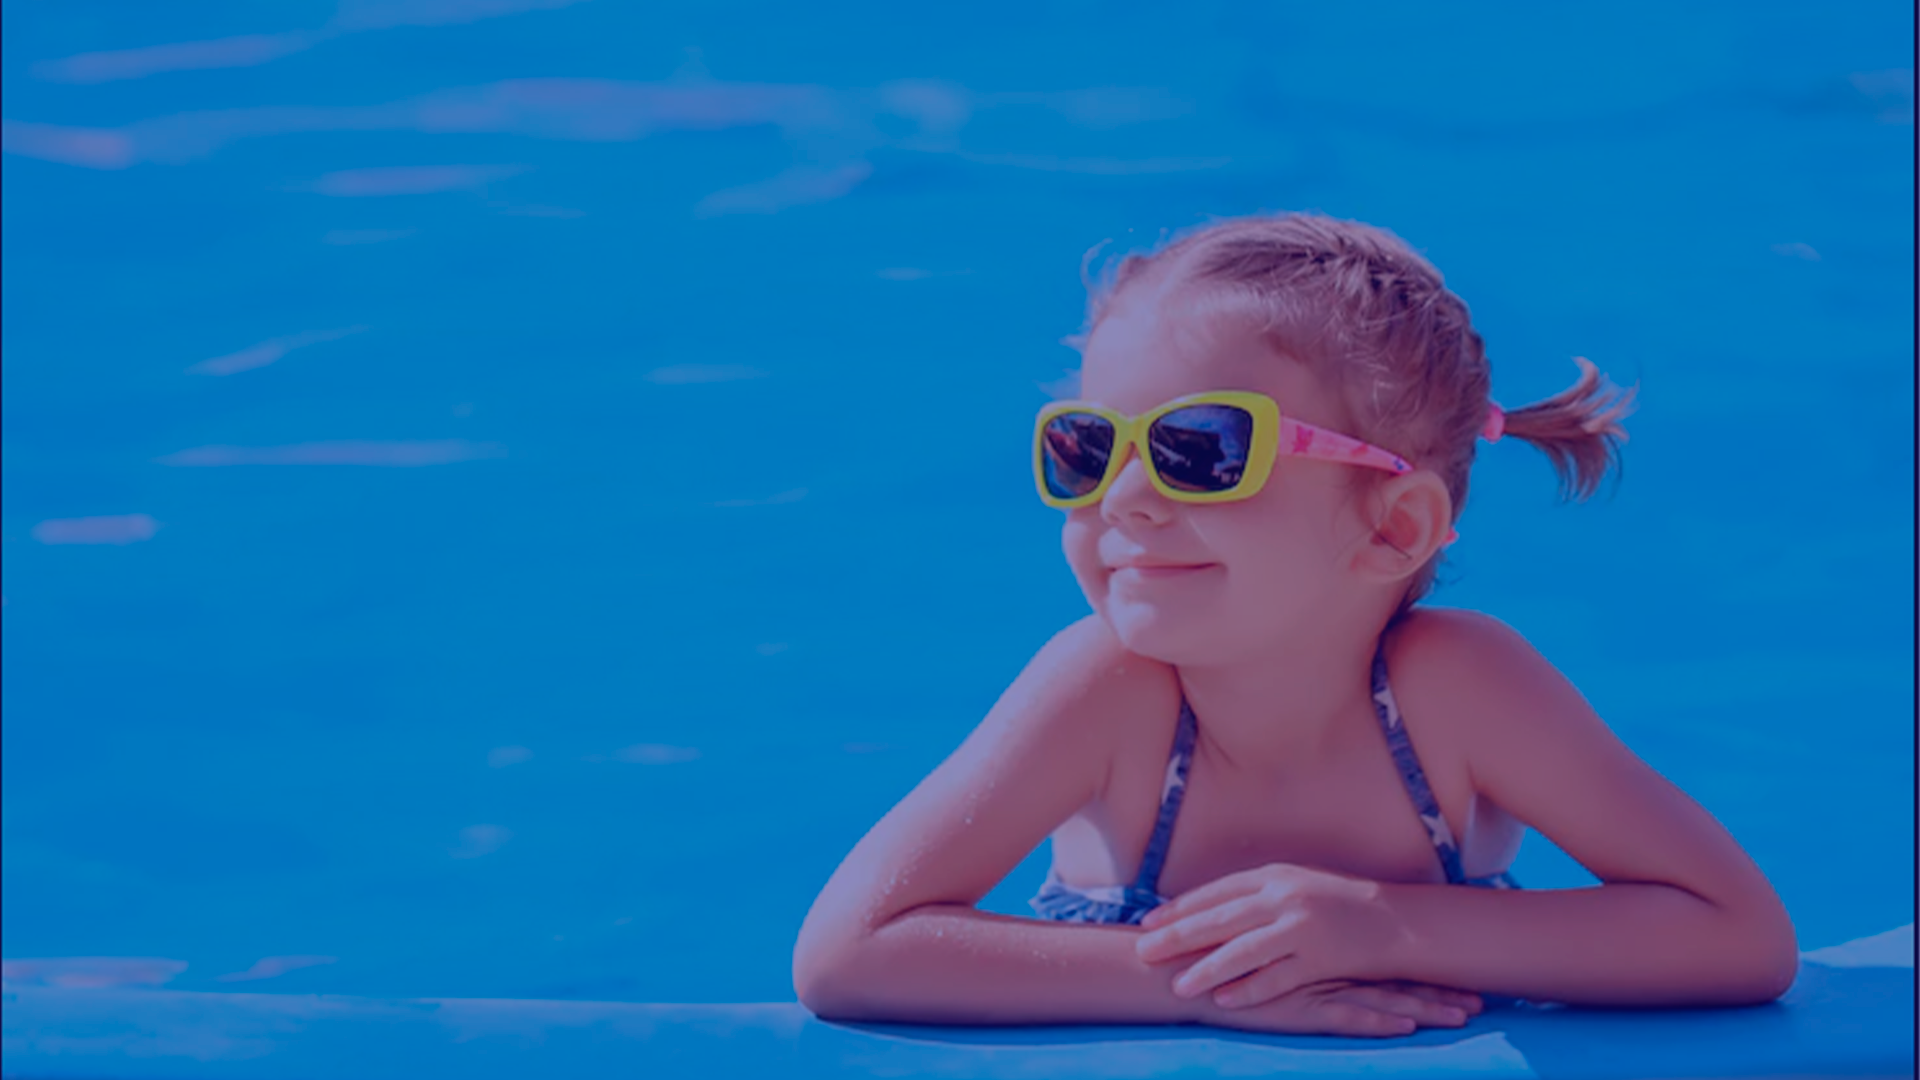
[2,2,1913,1075]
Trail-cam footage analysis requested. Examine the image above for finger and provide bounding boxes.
[1139,892,1290,964]
[1207,948,1309,1008]
[1379,981,1485,1015]
[1175,919,1301,999]
[1327,985,1470,1028]
[1314,1002,1417,1039]
[1415,986,1485,1015]
[1138,870,1266,931]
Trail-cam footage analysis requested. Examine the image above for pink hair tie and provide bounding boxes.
[1481,402,1506,443]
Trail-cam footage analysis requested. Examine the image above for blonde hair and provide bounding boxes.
[1076,212,1636,609]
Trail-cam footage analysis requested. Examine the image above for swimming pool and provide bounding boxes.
[2,2,1912,1076]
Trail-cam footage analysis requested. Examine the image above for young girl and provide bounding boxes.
[792,213,1798,1037]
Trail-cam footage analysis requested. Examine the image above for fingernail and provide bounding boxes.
[1444,1007,1467,1024]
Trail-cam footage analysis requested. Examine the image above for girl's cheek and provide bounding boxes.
[1061,516,1107,602]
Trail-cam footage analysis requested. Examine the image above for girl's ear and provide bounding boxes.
[1348,471,1453,584]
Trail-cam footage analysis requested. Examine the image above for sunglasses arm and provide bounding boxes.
[1276,417,1413,476]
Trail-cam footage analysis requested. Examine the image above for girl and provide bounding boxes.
[792,214,1797,1037]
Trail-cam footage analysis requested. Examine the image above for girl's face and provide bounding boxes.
[1062,291,1376,666]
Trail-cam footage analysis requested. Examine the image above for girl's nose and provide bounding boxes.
[1100,446,1173,527]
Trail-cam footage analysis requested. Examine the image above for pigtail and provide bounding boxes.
[1501,357,1637,502]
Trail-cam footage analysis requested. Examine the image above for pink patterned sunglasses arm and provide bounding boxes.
[1277,417,1413,475]
[1277,417,1463,546]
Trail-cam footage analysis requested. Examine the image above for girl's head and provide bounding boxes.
[1052,213,1634,664]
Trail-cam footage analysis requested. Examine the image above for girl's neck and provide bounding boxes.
[1173,606,1394,775]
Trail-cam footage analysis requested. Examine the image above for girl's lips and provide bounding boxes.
[1113,563,1216,579]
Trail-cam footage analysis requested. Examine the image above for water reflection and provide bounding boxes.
[322,229,419,245]
[31,515,160,545]
[29,0,592,84]
[4,64,1206,217]
[186,326,367,376]
[155,441,506,466]
[487,746,534,768]
[450,825,512,860]
[215,955,339,983]
[611,745,700,765]
[1,957,187,990]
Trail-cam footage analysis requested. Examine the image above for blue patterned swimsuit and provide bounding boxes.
[1031,640,1519,925]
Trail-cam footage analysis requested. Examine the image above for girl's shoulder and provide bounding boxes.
[1382,605,1542,710]
[1014,615,1185,798]
[1021,615,1184,723]
[1381,604,1589,769]
[1384,605,1531,661]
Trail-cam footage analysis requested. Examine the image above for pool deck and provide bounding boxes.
[3,927,1910,1080]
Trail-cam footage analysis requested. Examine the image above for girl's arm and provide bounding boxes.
[799,905,1200,1025]
[1377,610,1800,1005]
[792,615,1204,1024]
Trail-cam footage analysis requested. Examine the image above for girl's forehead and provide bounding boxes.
[1079,295,1334,417]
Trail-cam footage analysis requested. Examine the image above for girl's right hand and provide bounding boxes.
[1194,979,1484,1037]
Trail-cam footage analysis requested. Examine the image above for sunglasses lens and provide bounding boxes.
[1039,413,1116,500]
[1148,405,1253,493]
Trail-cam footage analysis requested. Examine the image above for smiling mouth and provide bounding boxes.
[1113,563,1216,578]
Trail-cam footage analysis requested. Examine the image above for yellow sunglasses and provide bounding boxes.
[1033,390,1414,509]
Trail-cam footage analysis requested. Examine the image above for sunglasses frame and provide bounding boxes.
[1032,390,1412,510]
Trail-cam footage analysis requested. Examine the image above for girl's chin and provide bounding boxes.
[1099,600,1215,663]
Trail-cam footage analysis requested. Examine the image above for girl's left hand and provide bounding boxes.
[1135,863,1413,1008]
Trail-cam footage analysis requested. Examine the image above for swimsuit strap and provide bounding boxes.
[1368,643,1469,885]
[1128,697,1198,896]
